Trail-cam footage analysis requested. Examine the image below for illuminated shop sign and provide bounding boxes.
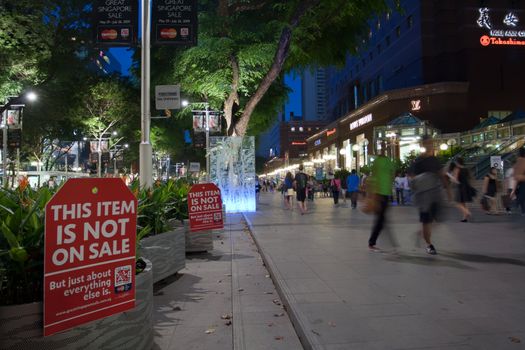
[411,100,421,111]
[477,8,525,47]
[326,128,337,136]
[291,141,306,146]
[350,113,373,130]
[314,139,321,146]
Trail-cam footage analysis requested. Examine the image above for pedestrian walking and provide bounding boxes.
[482,167,498,214]
[504,166,516,214]
[394,172,405,205]
[347,169,360,209]
[340,172,348,205]
[408,137,444,255]
[513,147,525,215]
[294,164,309,214]
[330,175,341,205]
[452,157,475,222]
[367,151,394,251]
[283,172,294,210]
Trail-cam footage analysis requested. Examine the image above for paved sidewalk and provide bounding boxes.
[152,213,303,350]
[245,193,525,350]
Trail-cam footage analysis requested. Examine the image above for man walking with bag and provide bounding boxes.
[368,150,394,251]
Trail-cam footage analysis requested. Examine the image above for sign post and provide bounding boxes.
[44,178,137,336]
[155,85,181,110]
[188,183,224,232]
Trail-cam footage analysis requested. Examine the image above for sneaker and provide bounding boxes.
[368,245,381,252]
[426,244,437,255]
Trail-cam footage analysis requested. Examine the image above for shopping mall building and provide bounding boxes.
[300,0,525,176]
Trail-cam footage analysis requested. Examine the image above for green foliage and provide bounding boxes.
[131,178,191,239]
[0,180,55,305]
[334,169,350,180]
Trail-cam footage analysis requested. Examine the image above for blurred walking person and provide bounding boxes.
[283,172,294,210]
[347,170,360,209]
[331,176,341,205]
[368,151,394,251]
[504,165,516,214]
[482,167,498,214]
[394,172,405,205]
[409,137,444,255]
[452,157,475,222]
[340,172,348,205]
[294,164,309,214]
[513,148,525,215]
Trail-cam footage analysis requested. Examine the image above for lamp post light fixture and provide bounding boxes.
[1,91,38,186]
[440,143,449,151]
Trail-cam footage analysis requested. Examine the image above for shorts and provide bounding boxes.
[419,202,440,224]
[296,188,306,202]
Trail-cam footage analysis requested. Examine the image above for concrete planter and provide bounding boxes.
[0,259,154,350]
[180,219,214,253]
[139,228,185,283]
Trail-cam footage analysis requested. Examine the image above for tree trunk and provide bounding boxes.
[224,55,240,135]
[233,0,320,136]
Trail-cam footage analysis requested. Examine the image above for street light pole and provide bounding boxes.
[139,0,153,188]
[2,111,7,186]
[205,103,210,182]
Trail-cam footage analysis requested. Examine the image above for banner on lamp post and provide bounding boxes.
[43,178,137,336]
[93,0,138,46]
[152,0,198,46]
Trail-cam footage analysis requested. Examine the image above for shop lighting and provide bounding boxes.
[420,147,427,153]
[303,161,314,166]
[339,149,346,155]
[352,144,360,151]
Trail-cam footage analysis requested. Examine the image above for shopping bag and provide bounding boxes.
[362,194,379,215]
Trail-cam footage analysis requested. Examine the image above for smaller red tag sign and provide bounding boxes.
[188,183,224,232]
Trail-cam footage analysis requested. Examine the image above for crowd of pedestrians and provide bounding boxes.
[258,145,525,255]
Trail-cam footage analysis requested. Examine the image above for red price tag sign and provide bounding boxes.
[188,183,224,232]
[44,178,137,336]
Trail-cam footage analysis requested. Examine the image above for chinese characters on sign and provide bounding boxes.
[44,178,137,336]
[476,7,525,47]
[188,183,224,232]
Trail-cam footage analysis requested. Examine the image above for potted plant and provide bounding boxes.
[134,179,185,283]
[0,180,153,350]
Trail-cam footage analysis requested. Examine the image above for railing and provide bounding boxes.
[470,136,523,179]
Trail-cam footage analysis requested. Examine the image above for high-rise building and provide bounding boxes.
[302,67,329,121]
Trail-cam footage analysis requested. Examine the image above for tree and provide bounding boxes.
[160,0,393,136]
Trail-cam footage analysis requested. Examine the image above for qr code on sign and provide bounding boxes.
[180,27,189,36]
[115,265,132,287]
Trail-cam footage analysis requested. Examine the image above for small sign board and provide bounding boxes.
[152,0,198,46]
[44,178,137,336]
[188,183,223,232]
[155,85,180,110]
[93,0,138,46]
[189,162,200,173]
[490,156,503,170]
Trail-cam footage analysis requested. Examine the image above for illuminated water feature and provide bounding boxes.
[209,136,256,213]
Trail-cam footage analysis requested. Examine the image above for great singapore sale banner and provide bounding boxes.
[44,178,137,336]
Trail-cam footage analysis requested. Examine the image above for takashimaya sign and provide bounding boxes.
[477,7,525,47]
[350,113,373,130]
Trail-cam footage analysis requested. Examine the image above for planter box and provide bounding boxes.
[181,219,214,253]
[0,259,154,350]
[139,227,185,283]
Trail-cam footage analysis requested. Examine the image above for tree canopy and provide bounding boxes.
[158,0,394,136]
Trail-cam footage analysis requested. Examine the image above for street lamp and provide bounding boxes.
[1,91,38,186]
[440,143,449,151]
[352,144,360,173]
[182,100,213,182]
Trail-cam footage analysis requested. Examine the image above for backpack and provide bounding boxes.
[296,173,307,190]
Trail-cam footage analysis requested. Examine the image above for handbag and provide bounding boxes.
[286,188,294,196]
[361,193,379,215]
